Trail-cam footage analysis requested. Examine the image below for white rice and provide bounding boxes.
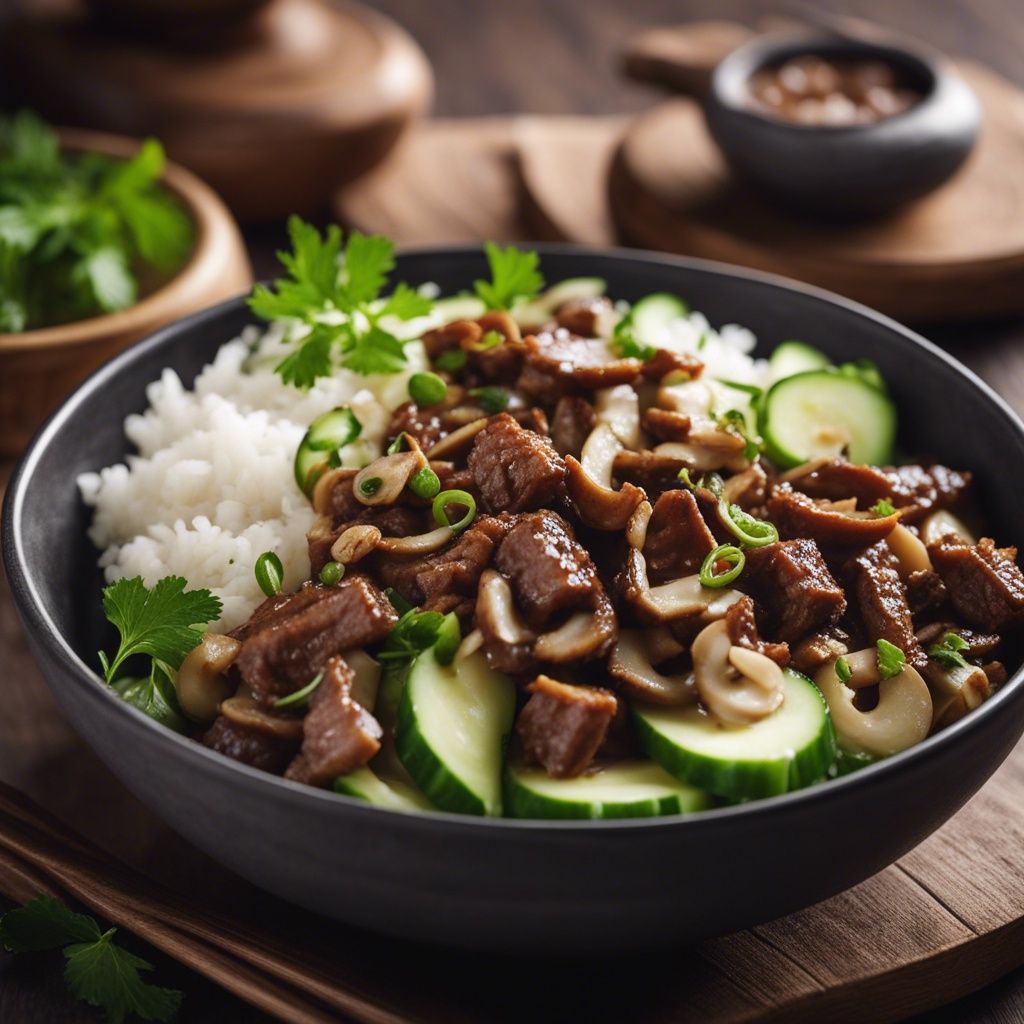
[78,303,765,633]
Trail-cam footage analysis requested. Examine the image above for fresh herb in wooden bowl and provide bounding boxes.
[0,111,194,332]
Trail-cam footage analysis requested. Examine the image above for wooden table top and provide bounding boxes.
[4,1,1024,1021]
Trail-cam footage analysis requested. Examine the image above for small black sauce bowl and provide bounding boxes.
[703,32,981,219]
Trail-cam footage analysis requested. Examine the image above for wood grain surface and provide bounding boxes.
[5,1,1024,1022]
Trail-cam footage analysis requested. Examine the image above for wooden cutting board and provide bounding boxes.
[2,455,1024,1023]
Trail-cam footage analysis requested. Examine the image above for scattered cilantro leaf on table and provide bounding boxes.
[473,241,544,310]
[1,896,183,1024]
[248,216,433,387]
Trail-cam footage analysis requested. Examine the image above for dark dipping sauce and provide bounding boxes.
[747,54,924,127]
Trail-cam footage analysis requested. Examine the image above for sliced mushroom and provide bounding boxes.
[174,633,241,723]
[342,649,381,712]
[920,509,976,546]
[311,467,356,516]
[815,649,932,756]
[477,570,535,646]
[886,523,932,576]
[220,694,306,741]
[594,384,641,449]
[768,483,900,547]
[425,417,488,460]
[353,449,426,507]
[656,379,715,418]
[922,660,990,730]
[565,422,645,530]
[330,524,382,564]
[691,620,784,725]
[455,628,484,661]
[533,597,617,664]
[608,629,697,705]
[654,436,747,474]
[722,462,768,508]
[374,526,454,556]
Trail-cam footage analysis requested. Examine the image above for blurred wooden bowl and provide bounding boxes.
[0,127,252,457]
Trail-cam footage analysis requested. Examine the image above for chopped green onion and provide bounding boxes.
[254,551,284,597]
[928,631,969,670]
[432,489,477,533]
[699,544,745,588]
[319,560,344,586]
[869,498,897,518]
[716,379,763,398]
[435,349,467,372]
[720,503,779,548]
[468,386,509,414]
[466,329,504,352]
[719,409,761,462]
[876,639,905,679]
[360,477,383,497]
[408,371,448,407]
[678,469,725,497]
[274,670,324,710]
[611,316,655,361]
[385,587,414,615]
[409,466,441,500]
[835,656,852,684]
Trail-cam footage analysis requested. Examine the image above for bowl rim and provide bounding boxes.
[6,241,1024,835]
[710,29,949,136]
[0,126,244,354]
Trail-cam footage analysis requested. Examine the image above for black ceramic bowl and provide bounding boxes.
[704,32,981,218]
[5,247,1024,953]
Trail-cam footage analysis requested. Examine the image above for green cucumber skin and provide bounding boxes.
[634,675,837,802]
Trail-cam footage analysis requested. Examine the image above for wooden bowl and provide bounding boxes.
[0,128,252,457]
[704,32,981,218]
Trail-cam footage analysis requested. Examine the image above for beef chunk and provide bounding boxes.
[523,330,642,389]
[850,542,925,669]
[789,629,850,675]
[743,540,846,643]
[235,578,397,702]
[421,317,483,358]
[516,675,618,778]
[550,396,595,458]
[203,716,298,774]
[906,569,948,617]
[308,505,426,576]
[311,468,363,520]
[468,413,567,514]
[639,348,704,383]
[723,462,768,511]
[376,514,512,621]
[387,401,446,451]
[725,595,790,667]
[285,656,382,787]
[642,408,692,443]
[612,450,687,496]
[494,511,603,629]
[229,586,328,643]
[769,482,899,550]
[555,296,613,336]
[928,535,1024,631]
[643,489,716,584]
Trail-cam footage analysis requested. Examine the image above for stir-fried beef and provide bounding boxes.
[639,348,704,383]
[887,464,971,522]
[768,482,900,550]
[203,716,299,774]
[723,462,768,511]
[906,569,948,617]
[524,330,643,390]
[743,540,846,643]
[643,489,716,584]
[421,318,483,358]
[494,511,607,629]
[516,675,618,778]
[555,296,614,336]
[285,656,382,787]
[725,596,790,667]
[235,578,397,702]
[928,535,1024,631]
[789,629,850,675]
[377,514,512,620]
[387,401,446,451]
[311,468,363,520]
[468,412,567,513]
[849,542,926,669]
[612,450,687,495]
[308,506,426,575]
[229,586,328,644]
[550,396,595,458]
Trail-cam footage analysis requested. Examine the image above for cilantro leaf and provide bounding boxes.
[719,409,762,461]
[2,896,183,1024]
[0,896,100,951]
[378,281,433,321]
[378,608,461,667]
[65,931,182,1024]
[928,632,970,670]
[100,576,221,683]
[876,639,906,680]
[76,245,136,313]
[340,323,408,376]
[274,322,338,389]
[611,315,655,361]
[341,231,394,307]
[112,663,188,733]
[870,498,897,518]
[473,242,543,310]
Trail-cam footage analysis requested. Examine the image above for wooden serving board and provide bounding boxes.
[2,457,1024,1023]
[610,25,1024,322]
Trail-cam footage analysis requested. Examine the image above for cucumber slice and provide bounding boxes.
[333,767,436,811]
[831,748,877,777]
[294,406,361,495]
[505,759,712,820]
[432,294,486,323]
[396,649,516,816]
[633,669,837,801]
[513,277,608,330]
[760,369,896,469]
[628,292,689,348]
[769,340,831,381]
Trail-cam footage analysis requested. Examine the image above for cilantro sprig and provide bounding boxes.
[473,242,544,311]
[0,111,193,332]
[0,896,182,1024]
[248,218,432,388]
